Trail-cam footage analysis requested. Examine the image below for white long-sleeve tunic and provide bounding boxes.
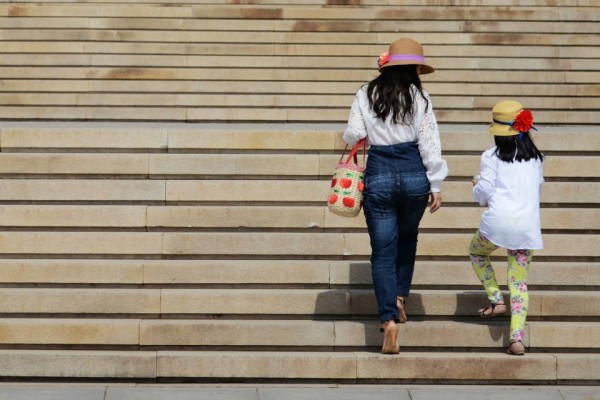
[342,85,448,192]
[473,147,544,250]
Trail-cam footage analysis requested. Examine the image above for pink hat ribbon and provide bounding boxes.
[378,53,425,67]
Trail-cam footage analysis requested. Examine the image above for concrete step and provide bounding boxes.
[165,180,598,204]
[0,288,598,317]
[0,232,595,257]
[1,205,590,230]
[0,179,166,202]
[2,123,598,152]
[8,0,596,5]
[3,67,598,84]
[0,319,598,349]
[1,260,598,287]
[161,232,599,257]
[1,153,595,178]
[1,4,597,21]
[4,93,599,111]
[1,179,591,204]
[3,17,598,34]
[3,54,599,71]
[3,40,597,59]
[1,106,597,124]
[0,349,597,382]
[2,80,599,99]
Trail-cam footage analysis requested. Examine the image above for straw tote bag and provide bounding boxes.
[327,138,367,217]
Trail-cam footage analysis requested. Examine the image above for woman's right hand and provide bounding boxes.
[429,192,442,213]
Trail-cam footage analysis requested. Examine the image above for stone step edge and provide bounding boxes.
[0,318,597,349]
[0,350,598,381]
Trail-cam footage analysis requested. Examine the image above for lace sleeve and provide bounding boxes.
[416,91,448,192]
[342,89,368,146]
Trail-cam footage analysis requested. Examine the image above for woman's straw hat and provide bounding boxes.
[489,100,536,136]
[378,38,434,74]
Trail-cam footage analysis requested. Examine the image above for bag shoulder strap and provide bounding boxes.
[344,138,367,165]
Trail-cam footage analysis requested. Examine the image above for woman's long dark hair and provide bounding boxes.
[494,133,544,163]
[366,65,428,124]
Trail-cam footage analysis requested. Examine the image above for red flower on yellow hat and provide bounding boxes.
[378,52,390,68]
[513,109,534,133]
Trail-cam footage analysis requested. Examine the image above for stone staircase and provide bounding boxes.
[0,0,599,384]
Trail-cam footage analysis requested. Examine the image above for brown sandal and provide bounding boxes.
[507,340,525,356]
[397,296,407,323]
[478,302,506,318]
[380,320,400,355]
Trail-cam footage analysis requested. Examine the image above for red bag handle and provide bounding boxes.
[339,138,367,165]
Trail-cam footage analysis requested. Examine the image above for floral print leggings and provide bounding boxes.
[469,231,531,343]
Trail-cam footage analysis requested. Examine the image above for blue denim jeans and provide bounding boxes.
[363,142,430,323]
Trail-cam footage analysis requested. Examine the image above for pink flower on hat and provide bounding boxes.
[378,52,390,68]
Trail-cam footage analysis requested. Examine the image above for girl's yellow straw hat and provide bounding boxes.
[489,100,536,137]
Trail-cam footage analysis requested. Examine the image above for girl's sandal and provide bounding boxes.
[507,340,525,356]
[478,302,506,318]
[397,296,407,323]
[380,320,400,355]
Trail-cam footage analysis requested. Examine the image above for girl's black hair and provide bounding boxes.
[494,132,544,163]
[366,64,428,124]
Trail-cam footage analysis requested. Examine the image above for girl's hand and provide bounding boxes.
[429,192,442,213]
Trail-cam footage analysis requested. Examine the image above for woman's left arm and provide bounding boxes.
[342,89,368,146]
[416,91,449,193]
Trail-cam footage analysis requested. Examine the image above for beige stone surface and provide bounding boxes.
[149,154,319,176]
[0,179,165,201]
[528,262,600,286]
[349,289,543,317]
[0,259,143,284]
[0,205,147,228]
[0,4,191,18]
[147,206,324,228]
[157,289,594,317]
[547,153,600,176]
[1,124,591,155]
[141,320,334,346]
[166,180,326,202]
[446,155,600,178]
[167,127,336,150]
[329,261,600,287]
[355,352,557,380]
[327,207,598,230]
[529,322,600,348]
[0,319,139,345]
[160,289,350,315]
[539,291,600,316]
[0,350,156,378]
[0,125,166,148]
[0,288,160,314]
[556,354,600,380]
[165,180,598,203]
[329,261,482,286]
[162,232,344,256]
[157,351,356,379]
[0,232,162,254]
[334,320,526,348]
[344,233,600,257]
[186,107,286,121]
[68,123,592,155]
[143,260,328,284]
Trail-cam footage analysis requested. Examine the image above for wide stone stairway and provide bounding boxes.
[0,1,598,383]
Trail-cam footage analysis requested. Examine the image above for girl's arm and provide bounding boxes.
[539,160,545,196]
[342,89,368,146]
[473,151,497,206]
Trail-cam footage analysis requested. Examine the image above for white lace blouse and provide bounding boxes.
[342,85,449,192]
